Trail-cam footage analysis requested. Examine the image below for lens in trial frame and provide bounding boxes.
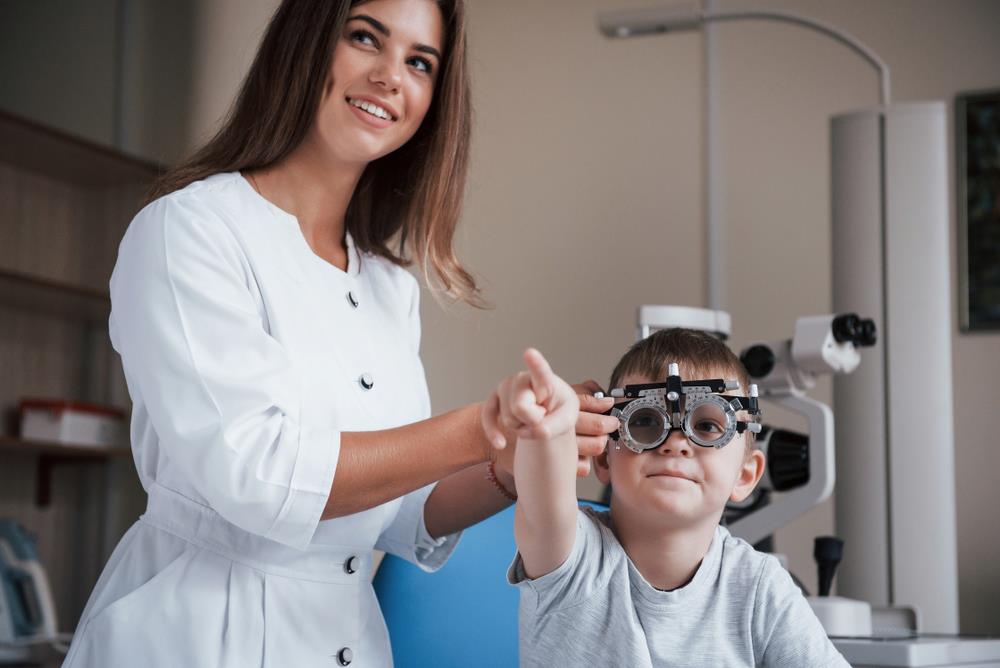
[627,406,667,448]
[684,399,733,447]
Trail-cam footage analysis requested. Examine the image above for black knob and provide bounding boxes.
[814,536,844,597]
[740,344,776,379]
[831,313,862,344]
[858,319,877,347]
[337,647,353,666]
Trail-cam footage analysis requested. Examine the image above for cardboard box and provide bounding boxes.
[19,399,126,448]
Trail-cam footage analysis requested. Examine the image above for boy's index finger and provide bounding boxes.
[523,348,554,404]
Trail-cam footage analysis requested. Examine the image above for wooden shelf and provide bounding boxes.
[0,268,110,321]
[0,109,162,187]
[0,436,131,507]
[0,434,130,459]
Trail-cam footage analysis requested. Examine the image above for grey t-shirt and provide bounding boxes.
[507,507,849,667]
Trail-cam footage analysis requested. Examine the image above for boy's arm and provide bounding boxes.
[482,349,581,580]
[513,429,580,579]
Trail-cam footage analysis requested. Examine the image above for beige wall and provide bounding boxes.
[187,0,282,149]
[184,0,1000,633]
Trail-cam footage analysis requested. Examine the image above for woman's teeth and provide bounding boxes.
[349,98,394,121]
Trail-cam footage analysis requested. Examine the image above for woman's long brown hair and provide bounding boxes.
[148,0,482,306]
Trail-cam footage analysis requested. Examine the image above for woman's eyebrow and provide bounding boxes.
[347,14,441,60]
[414,44,441,60]
[348,14,390,36]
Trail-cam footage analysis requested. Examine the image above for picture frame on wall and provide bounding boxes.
[957,88,1000,331]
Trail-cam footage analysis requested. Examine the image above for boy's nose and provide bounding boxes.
[657,429,693,456]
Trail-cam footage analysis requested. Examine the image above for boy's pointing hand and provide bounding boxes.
[482,348,580,449]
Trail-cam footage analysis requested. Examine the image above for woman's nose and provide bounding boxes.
[658,429,693,456]
[369,56,403,92]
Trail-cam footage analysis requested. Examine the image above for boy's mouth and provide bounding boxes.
[647,469,700,483]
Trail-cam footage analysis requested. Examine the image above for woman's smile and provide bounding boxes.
[347,96,398,128]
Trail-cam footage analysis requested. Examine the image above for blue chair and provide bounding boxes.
[373,501,608,668]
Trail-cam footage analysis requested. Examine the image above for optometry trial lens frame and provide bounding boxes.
[599,363,762,453]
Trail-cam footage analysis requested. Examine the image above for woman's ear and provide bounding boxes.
[730,448,766,503]
[593,444,612,485]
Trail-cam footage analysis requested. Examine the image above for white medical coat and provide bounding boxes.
[62,172,459,668]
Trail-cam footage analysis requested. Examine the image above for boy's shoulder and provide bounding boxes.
[716,526,789,591]
[714,526,808,619]
[575,504,627,566]
[507,504,628,615]
[577,504,613,532]
[576,505,633,565]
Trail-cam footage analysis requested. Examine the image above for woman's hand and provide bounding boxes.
[570,380,618,476]
[482,348,579,447]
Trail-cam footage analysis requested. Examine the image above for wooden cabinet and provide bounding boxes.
[0,110,159,631]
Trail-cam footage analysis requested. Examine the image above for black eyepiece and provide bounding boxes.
[831,313,861,343]
[832,313,878,347]
[740,344,776,379]
[858,318,877,347]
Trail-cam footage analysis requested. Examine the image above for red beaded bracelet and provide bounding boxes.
[486,461,517,501]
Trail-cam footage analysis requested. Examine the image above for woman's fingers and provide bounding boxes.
[571,379,605,396]
[576,456,592,477]
[576,407,619,437]
[576,434,609,457]
[481,392,507,449]
[578,392,615,417]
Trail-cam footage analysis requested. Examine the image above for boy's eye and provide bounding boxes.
[408,56,434,75]
[350,29,377,47]
[694,420,724,434]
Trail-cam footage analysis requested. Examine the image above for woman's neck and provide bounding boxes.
[609,504,719,592]
[252,138,366,270]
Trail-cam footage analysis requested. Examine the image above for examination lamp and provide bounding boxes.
[596,3,890,106]
[597,3,959,634]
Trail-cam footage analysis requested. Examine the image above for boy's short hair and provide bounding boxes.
[609,328,756,451]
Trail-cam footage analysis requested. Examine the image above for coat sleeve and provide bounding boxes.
[374,274,461,571]
[109,194,338,550]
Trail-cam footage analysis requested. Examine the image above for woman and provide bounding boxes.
[63,0,617,666]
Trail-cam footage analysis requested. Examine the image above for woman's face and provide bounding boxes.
[312,0,444,165]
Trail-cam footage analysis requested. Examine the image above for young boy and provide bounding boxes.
[483,329,848,667]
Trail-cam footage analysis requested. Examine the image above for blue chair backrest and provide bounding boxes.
[373,501,608,668]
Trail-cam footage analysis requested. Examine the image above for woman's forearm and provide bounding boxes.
[322,403,490,520]
[423,462,515,539]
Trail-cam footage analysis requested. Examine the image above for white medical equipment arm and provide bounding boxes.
[727,314,875,546]
[727,393,834,547]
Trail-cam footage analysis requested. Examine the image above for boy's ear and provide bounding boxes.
[730,449,766,504]
[594,443,612,485]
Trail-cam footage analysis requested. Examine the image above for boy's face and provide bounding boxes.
[594,370,765,529]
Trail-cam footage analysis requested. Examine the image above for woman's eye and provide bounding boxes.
[350,29,377,47]
[408,56,433,74]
